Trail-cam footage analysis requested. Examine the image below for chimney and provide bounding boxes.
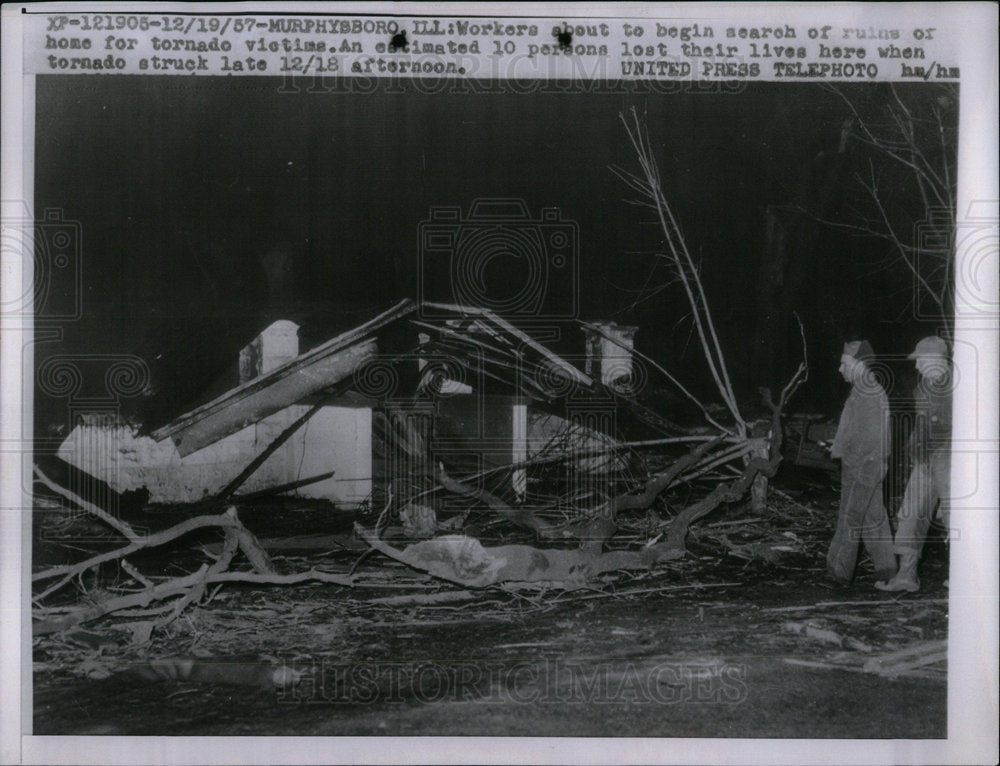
[583,321,639,386]
[239,320,300,383]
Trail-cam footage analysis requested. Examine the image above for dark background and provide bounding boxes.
[32,77,956,433]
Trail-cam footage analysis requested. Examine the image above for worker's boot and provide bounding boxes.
[875,553,920,592]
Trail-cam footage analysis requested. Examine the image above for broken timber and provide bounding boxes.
[422,302,593,389]
[152,299,416,455]
[862,640,948,677]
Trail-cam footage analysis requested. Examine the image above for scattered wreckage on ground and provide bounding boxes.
[34,111,823,641]
[32,294,823,639]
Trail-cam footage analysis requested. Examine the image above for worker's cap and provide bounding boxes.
[908,336,949,359]
[842,340,874,362]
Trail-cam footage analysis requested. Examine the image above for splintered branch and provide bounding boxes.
[648,323,808,560]
[155,527,239,628]
[32,505,271,586]
[33,566,355,635]
[32,464,301,633]
[435,462,554,537]
[600,437,722,517]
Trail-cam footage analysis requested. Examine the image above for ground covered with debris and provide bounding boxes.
[32,467,948,738]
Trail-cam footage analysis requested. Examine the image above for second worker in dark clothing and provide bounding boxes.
[826,340,898,585]
[876,336,952,592]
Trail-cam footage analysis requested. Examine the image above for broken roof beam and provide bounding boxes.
[421,302,593,389]
[410,319,514,359]
[152,299,416,456]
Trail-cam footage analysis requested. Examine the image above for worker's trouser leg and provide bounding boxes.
[827,473,897,584]
[894,450,950,557]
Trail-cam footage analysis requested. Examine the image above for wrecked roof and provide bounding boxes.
[152,299,416,455]
[152,300,595,456]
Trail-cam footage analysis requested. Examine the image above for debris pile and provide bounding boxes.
[33,299,809,641]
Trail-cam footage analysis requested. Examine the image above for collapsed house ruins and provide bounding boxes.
[55,299,640,516]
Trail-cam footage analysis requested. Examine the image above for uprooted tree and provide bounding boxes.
[609,106,808,513]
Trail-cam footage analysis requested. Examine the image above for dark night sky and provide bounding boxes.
[33,77,956,430]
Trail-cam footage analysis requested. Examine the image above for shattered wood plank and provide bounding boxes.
[212,401,328,504]
[423,301,593,389]
[156,340,375,456]
[153,299,414,455]
[782,658,868,675]
[232,469,336,502]
[861,640,948,676]
[410,319,513,359]
[762,598,949,613]
[865,651,948,677]
[620,397,689,437]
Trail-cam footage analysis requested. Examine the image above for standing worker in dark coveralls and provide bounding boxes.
[827,340,898,585]
[876,336,952,592]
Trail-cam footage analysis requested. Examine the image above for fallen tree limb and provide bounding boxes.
[676,440,758,484]
[423,434,734,495]
[435,463,556,537]
[33,503,275,625]
[233,521,276,575]
[544,437,732,552]
[647,323,809,560]
[601,437,722,518]
[34,465,141,543]
[649,459,772,562]
[155,527,238,628]
[32,566,356,635]
[33,507,248,585]
[438,432,736,551]
[645,373,807,561]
